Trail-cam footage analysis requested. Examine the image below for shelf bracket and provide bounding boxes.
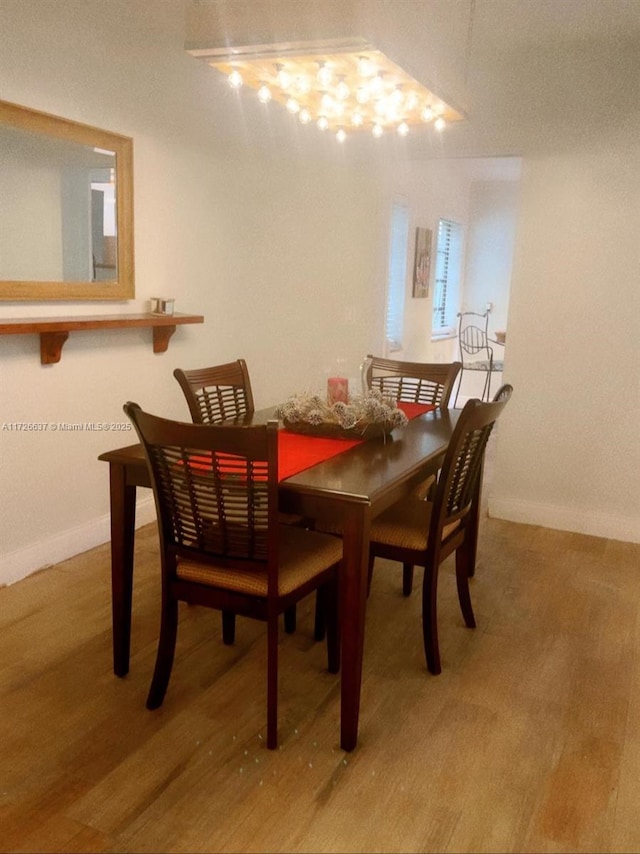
[40,331,70,365]
[152,325,177,354]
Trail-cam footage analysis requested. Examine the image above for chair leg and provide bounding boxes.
[266,612,279,750]
[483,370,491,402]
[284,605,297,634]
[453,368,464,407]
[455,549,476,628]
[367,553,375,596]
[322,576,341,674]
[421,564,442,675]
[402,563,414,596]
[222,610,236,645]
[147,597,179,709]
[313,591,325,641]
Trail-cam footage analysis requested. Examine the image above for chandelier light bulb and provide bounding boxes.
[317,115,329,131]
[336,128,347,143]
[336,76,350,100]
[295,75,311,95]
[321,92,334,112]
[286,97,300,114]
[369,73,384,95]
[317,61,332,87]
[391,85,404,106]
[351,111,364,127]
[276,65,292,90]
[257,84,272,103]
[228,69,243,89]
[434,116,446,131]
[355,86,369,104]
[421,105,434,122]
[357,56,375,76]
[405,91,419,111]
[397,122,409,136]
[299,108,312,124]
[372,123,383,138]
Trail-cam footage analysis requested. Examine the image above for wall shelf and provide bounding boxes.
[0,312,204,364]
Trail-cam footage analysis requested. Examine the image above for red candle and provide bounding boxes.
[327,376,349,404]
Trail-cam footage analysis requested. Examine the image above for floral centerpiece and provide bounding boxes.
[274,389,408,439]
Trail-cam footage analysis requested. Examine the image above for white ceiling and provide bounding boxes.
[184,0,640,161]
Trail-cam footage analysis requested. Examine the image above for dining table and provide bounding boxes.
[98,404,465,751]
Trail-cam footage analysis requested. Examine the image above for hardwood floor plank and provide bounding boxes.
[1,435,639,852]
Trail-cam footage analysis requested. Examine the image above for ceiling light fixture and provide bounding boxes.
[193,39,465,143]
[257,84,272,103]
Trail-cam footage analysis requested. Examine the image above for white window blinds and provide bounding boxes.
[432,218,463,336]
[385,198,409,352]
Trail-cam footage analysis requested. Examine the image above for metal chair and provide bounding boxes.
[123,403,341,749]
[367,384,513,674]
[454,311,504,405]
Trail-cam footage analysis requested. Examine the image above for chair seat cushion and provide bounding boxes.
[176,524,342,596]
[466,360,503,371]
[370,498,460,552]
[411,473,436,500]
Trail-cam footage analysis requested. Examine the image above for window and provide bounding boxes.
[431,218,463,337]
[385,197,409,352]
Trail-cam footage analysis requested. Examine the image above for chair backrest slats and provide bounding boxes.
[174,359,255,424]
[434,384,513,537]
[125,403,277,567]
[457,312,493,361]
[364,356,462,407]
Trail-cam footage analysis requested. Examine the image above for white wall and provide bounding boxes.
[490,151,640,542]
[462,180,519,334]
[0,1,384,585]
[0,1,638,588]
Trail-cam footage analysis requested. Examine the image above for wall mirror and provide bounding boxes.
[0,100,134,301]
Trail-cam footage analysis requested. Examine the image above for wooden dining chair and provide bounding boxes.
[174,359,308,638]
[173,359,255,425]
[123,403,341,749]
[362,355,462,596]
[367,384,513,675]
[363,355,461,409]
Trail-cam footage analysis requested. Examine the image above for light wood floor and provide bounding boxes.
[1,439,639,853]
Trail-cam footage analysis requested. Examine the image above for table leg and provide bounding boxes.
[109,462,137,676]
[339,505,370,751]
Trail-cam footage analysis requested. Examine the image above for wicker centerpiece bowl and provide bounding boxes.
[274,389,408,440]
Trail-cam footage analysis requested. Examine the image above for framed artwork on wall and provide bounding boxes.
[412,226,432,298]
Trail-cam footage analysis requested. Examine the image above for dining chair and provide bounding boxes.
[123,403,341,749]
[173,359,255,425]
[367,384,513,675]
[361,355,462,596]
[174,359,308,638]
[362,355,461,409]
[454,311,504,405]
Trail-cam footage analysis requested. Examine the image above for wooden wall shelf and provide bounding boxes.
[0,313,204,364]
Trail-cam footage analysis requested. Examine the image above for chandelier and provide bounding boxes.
[188,39,465,143]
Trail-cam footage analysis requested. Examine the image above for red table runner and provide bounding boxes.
[278,402,435,481]
[186,403,435,481]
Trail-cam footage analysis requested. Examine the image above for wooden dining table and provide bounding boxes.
[99,405,464,751]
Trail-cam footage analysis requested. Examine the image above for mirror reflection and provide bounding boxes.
[0,100,134,301]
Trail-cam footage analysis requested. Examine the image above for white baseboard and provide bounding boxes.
[0,496,157,587]
[488,496,640,544]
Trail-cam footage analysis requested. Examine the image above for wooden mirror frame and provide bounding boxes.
[0,100,134,301]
